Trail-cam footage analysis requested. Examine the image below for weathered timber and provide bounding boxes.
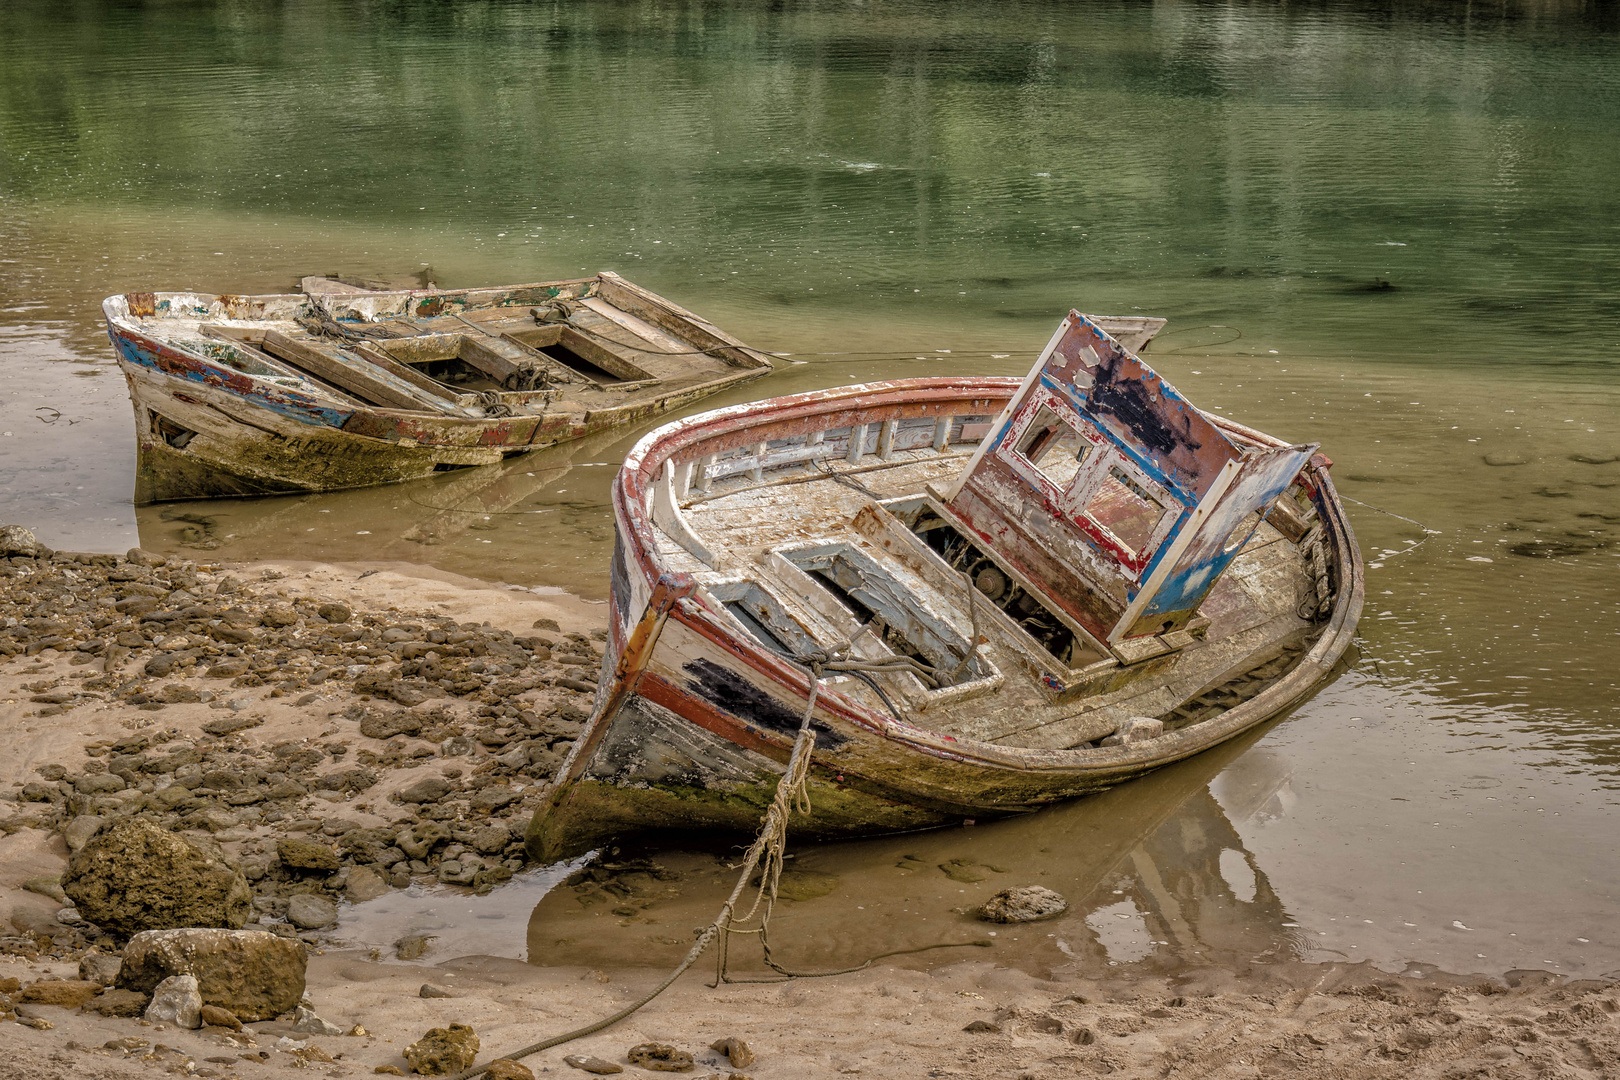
[528,312,1362,858]
[103,273,776,502]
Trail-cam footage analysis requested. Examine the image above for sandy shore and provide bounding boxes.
[2,552,1617,1078]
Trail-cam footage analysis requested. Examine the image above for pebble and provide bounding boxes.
[419,983,454,998]
[289,1004,344,1035]
[628,1043,696,1072]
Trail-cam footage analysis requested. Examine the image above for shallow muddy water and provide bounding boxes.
[4,0,1620,983]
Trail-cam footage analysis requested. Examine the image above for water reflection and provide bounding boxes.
[524,718,1303,978]
[133,423,632,584]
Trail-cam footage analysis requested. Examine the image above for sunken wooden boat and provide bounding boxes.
[102,272,775,504]
[527,312,1362,860]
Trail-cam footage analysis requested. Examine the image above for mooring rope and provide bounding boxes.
[444,639,987,1080]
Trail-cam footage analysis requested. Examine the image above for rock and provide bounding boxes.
[398,776,452,803]
[11,905,68,940]
[205,659,252,678]
[200,1003,243,1029]
[628,1044,695,1072]
[562,1056,624,1075]
[117,928,306,1021]
[76,772,127,794]
[1484,452,1530,466]
[79,951,122,986]
[145,654,178,677]
[145,973,203,1029]
[126,547,166,566]
[485,1061,536,1080]
[395,934,434,960]
[86,988,149,1017]
[470,786,520,813]
[709,1038,754,1069]
[19,979,103,1008]
[62,814,107,853]
[419,983,454,998]
[290,1004,344,1035]
[978,886,1068,924]
[0,524,42,557]
[404,1024,479,1075]
[346,865,390,903]
[1099,716,1164,746]
[359,710,423,740]
[396,821,451,859]
[286,893,339,930]
[62,816,252,934]
[471,825,512,856]
[278,837,342,872]
[201,715,263,736]
[1071,1026,1096,1045]
[262,605,299,628]
[532,617,560,632]
[318,602,352,624]
[375,1068,406,1077]
[22,876,66,904]
[963,1019,1001,1033]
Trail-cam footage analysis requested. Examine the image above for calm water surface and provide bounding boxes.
[4,0,1620,981]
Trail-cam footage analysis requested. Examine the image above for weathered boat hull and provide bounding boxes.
[527,377,1362,861]
[104,274,776,504]
[115,344,755,503]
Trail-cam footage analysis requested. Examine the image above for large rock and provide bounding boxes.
[19,979,103,1009]
[62,816,251,935]
[145,973,202,1029]
[117,928,306,1022]
[0,525,42,557]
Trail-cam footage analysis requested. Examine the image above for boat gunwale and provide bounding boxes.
[608,379,1363,780]
[100,279,776,443]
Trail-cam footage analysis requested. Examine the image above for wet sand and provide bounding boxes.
[6,932,1620,1078]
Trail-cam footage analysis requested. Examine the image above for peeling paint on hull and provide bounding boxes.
[529,361,1364,860]
[103,274,776,504]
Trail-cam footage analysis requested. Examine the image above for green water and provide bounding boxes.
[4,0,1620,980]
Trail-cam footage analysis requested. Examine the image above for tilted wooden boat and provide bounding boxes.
[102,273,775,504]
[527,312,1362,860]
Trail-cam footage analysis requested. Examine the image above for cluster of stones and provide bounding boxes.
[0,534,601,716]
[0,529,610,958]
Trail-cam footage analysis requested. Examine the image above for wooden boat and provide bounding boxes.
[527,310,1362,860]
[102,273,775,504]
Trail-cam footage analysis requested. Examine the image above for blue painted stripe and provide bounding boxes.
[112,334,354,430]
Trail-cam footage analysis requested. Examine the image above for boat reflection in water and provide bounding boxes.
[132,421,631,569]
[525,715,1311,977]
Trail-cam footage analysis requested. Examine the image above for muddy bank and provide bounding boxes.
[2,536,1616,1078]
[3,948,1618,1078]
